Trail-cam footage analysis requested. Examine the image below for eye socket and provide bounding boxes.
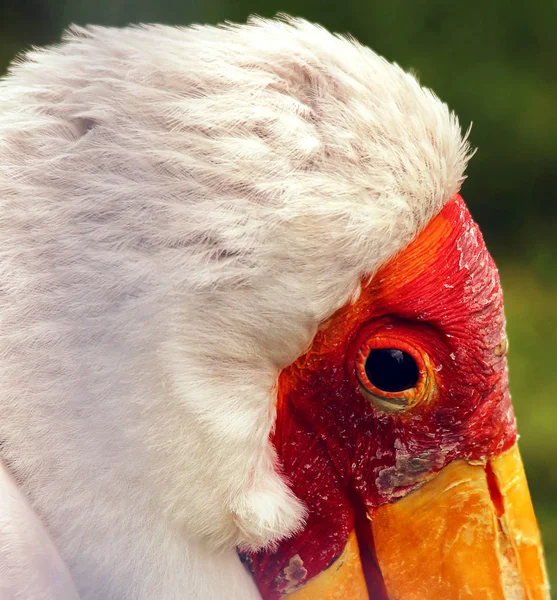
[364,348,419,393]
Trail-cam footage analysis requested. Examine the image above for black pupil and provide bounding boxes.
[364,348,419,393]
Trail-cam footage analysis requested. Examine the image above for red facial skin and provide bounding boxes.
[245,195,517,598]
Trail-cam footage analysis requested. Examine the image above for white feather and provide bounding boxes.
[0,16,470,599]
[0,460,79,599]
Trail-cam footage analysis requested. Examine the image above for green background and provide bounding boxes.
[2,0,556,591]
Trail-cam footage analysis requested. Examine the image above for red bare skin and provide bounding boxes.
[245,196,517,598]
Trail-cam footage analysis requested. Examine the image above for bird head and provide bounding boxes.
[210,21,550,600]
[0,16,549,600]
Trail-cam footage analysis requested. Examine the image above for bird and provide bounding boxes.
[0,15,549,600]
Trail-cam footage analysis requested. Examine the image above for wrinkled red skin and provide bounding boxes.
[246,196,517,598]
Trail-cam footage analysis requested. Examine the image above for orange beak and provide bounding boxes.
[283,443,549,600]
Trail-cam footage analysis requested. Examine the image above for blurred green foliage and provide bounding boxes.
[1,0,555,591]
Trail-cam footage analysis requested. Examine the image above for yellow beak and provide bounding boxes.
[284,444,549,600]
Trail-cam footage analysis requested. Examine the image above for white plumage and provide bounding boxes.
[0,17,469,599]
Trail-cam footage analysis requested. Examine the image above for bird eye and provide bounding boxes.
[364,348,419,393]
[355,339,431,413]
